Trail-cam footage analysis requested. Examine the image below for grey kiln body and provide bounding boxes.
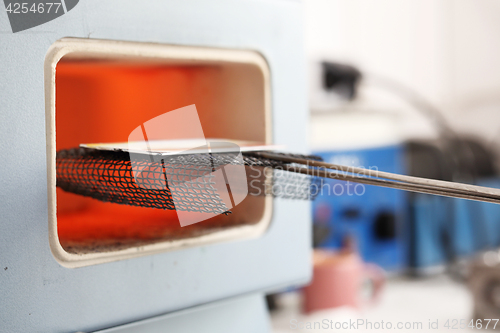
[0,1,310,332]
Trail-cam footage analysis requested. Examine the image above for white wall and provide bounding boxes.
[304,0,500,144]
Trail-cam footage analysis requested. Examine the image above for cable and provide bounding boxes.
[363,74,455,139]
[363,73,482,182]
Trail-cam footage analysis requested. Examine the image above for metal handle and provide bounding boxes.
[255,151,500,204]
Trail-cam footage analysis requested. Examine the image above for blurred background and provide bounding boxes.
[270,1,500,331]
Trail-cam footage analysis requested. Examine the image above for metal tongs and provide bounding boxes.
[256,151,500,204]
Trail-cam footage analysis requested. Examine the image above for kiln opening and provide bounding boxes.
[45,38,272,267]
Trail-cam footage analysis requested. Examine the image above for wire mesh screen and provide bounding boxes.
[56,148,322,214]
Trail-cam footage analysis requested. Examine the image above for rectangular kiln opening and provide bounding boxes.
[45,38,272,267]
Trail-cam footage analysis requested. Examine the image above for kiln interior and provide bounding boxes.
[54,49,271,255]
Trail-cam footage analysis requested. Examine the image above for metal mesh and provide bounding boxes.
[56,148,322,214]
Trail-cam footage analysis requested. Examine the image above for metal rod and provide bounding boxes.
[256,151,500,204]
[283,164,500,204]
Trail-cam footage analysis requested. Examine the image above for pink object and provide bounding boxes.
[302,250,385,314]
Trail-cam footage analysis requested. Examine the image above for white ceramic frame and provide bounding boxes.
[45,38,273,268]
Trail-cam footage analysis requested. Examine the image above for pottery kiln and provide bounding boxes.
[0,1,310,332]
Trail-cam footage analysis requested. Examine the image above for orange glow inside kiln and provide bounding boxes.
[55,59,268,253]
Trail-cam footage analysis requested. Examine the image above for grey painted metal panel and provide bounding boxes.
[0,1,310,332]
[94,293,270,333]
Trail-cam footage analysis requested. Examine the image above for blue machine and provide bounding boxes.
[312,144,408,271]
[409,183,500,271]
[313,142,500,273]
